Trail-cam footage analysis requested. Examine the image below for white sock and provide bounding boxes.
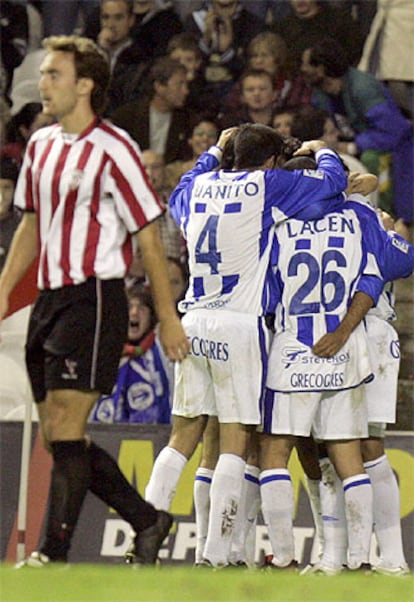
[343,473,373,570]
[203,454,245,567]
[260,468,294,567]
[306,476,324,560]
[230,464,260,565]
[364,454,407,568]
[145,446,187,510]
[193,467,213,564]
[319,458,347,569]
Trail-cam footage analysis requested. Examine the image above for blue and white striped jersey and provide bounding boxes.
[169,146,347,316]
[267,198,414,392]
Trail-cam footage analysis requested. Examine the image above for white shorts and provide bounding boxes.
[261,385,368,440]
[365,315,400,424]
[173,309,270,424]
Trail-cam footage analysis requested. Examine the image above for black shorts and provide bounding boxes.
[26,278,128,403]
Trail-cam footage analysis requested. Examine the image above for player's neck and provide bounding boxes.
[59,105,97,135]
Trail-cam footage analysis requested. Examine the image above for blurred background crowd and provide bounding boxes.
[1,0,413,424]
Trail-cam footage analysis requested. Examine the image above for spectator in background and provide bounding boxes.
[96,0,148,114]
[290,105,378,206]
[221,31,311,115]
[301,37,414,239]
[270,0,364,75]
[111,57,192,163]
[91,285,173,424]
[1,102,53,166]
[41,0,100,37]
[0,157,21,273]
[218,69,277,129]
[184,0,264,103]
[130,0,183,58]
[167,32,220,118]
[167,256,188,308]
[1,1,29,104]
[166,117,219,189]
[85,0,183,59]
[358,0,414,123]
[272,106,297,136]
[141,149,184,261]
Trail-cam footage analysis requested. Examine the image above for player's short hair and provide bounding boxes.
[42,35,110,114]
[233,123,284,169]
[283,156,318,171]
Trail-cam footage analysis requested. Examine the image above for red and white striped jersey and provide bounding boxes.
[15,118,164,290]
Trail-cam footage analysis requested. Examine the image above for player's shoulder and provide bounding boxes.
[29,122,60,143]
[93,119,141,156]
[346,194,378,220]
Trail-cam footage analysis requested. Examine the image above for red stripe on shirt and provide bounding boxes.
[82,152,109,277]
[61,141,94,286]
[98,121,163,212]
[35,138,56,289]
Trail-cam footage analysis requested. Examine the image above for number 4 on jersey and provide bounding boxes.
[195,215,222,274]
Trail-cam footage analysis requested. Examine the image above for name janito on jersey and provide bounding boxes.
[189,336,229,361]
[193,181,259,200]
[286,215,356,238]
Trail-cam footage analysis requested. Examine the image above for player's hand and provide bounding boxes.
[312,330,349,358]
[158,315,190,362]
[346,172,378,196]
[293,140,328,156]
[376,208,395,231]
[217,127,238,150]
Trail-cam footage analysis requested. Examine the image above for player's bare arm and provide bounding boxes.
[136,222,189,362]
[312,291,374,358]
[0,213,38,327]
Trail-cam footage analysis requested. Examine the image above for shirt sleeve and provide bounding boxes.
[265,149,347,224]
[169,145,222,228]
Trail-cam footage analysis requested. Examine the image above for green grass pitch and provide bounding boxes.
[1,564,413,602]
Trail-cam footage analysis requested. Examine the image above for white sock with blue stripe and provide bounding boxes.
[260,468,294,567]
[343,473,373,569]
[364,455,407,568]
[319,458,347,569]
[193,467,214,564]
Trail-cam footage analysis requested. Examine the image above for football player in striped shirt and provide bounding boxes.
[0,35,189,567]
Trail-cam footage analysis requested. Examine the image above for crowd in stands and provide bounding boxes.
[1,0,413,425]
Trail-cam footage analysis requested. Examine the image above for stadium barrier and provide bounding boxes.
[1,422,413,567]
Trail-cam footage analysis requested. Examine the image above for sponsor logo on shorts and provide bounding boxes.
[189,336,229,361]
[281,347,350,369]
[61,358,78,380]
